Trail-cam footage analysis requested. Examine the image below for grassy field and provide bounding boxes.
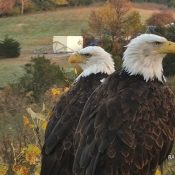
[0,3,174,87]
[0,6,96,53]
[0,63,24,87]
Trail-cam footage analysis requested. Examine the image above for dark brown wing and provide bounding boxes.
[73,71,175,175]
[41,73,108,175]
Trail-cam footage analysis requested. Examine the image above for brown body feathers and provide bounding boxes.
[74,71,175,175]
[41,73,108,175]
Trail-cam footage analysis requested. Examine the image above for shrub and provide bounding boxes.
[0,36,21,58]
[15,56,73,102]
[146,12,174,26]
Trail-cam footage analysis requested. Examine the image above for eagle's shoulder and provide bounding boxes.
[74,71,175,175]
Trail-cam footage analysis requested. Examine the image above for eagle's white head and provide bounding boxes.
[68,46,115,81]
[123,34,175,82]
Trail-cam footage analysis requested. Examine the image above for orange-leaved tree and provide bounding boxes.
[0,0,15,16]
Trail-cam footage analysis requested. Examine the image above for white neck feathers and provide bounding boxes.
[122,44,167,82]
[75,54,115,82]
[123,52,165,82]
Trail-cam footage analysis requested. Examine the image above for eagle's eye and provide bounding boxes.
[84,53,92,57]
[153,41,163,46]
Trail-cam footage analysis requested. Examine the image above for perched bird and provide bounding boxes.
[40,46,115,175]
[73,34,175,175]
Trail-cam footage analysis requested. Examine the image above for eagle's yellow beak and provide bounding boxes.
[157,41,175,54]
[74,64,83,75]
[68,54,86,64]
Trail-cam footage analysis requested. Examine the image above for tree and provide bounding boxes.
[0,36,21,58]
[88,0,144,55]
[0,0,15,16]
[146,11,174,26]
[21,0,24,15]
[124,11,144,39]
[0,0,32,16]
[16,0,31,15]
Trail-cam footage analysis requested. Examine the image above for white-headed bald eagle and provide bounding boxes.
[73,34,175,175]
[40,46,115,175]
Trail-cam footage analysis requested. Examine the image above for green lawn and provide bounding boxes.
[0,63,24,88]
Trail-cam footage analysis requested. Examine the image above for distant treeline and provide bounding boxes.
[1,0,174,17]
[132,0,175,7]
[0,0,106,17]
[31,0,106,7]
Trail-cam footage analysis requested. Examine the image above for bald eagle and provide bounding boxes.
[41,46,115,175]
[73,34,175,175]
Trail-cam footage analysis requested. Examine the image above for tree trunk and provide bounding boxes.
[21,0,24,15]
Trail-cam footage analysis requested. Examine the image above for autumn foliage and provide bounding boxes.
[0,0,33,16]
[146,11,175,26]
[88,0,144,55]
[0,0,103,16]
[0,0,15,16]
[0,55,74,174]
[0,84,69,174]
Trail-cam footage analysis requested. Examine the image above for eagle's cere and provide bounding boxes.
[40,46,115,175]
[73,34,175,175]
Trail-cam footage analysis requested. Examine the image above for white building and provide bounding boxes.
[53,36,83,53]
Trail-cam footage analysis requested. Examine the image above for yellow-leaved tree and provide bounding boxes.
[88,0,144,55]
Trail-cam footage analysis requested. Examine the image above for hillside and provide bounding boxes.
[0,4,169,53]
[0,6,94,53]
[0,3,174,87]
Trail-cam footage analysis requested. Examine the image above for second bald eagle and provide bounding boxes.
[41,46,115,175]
